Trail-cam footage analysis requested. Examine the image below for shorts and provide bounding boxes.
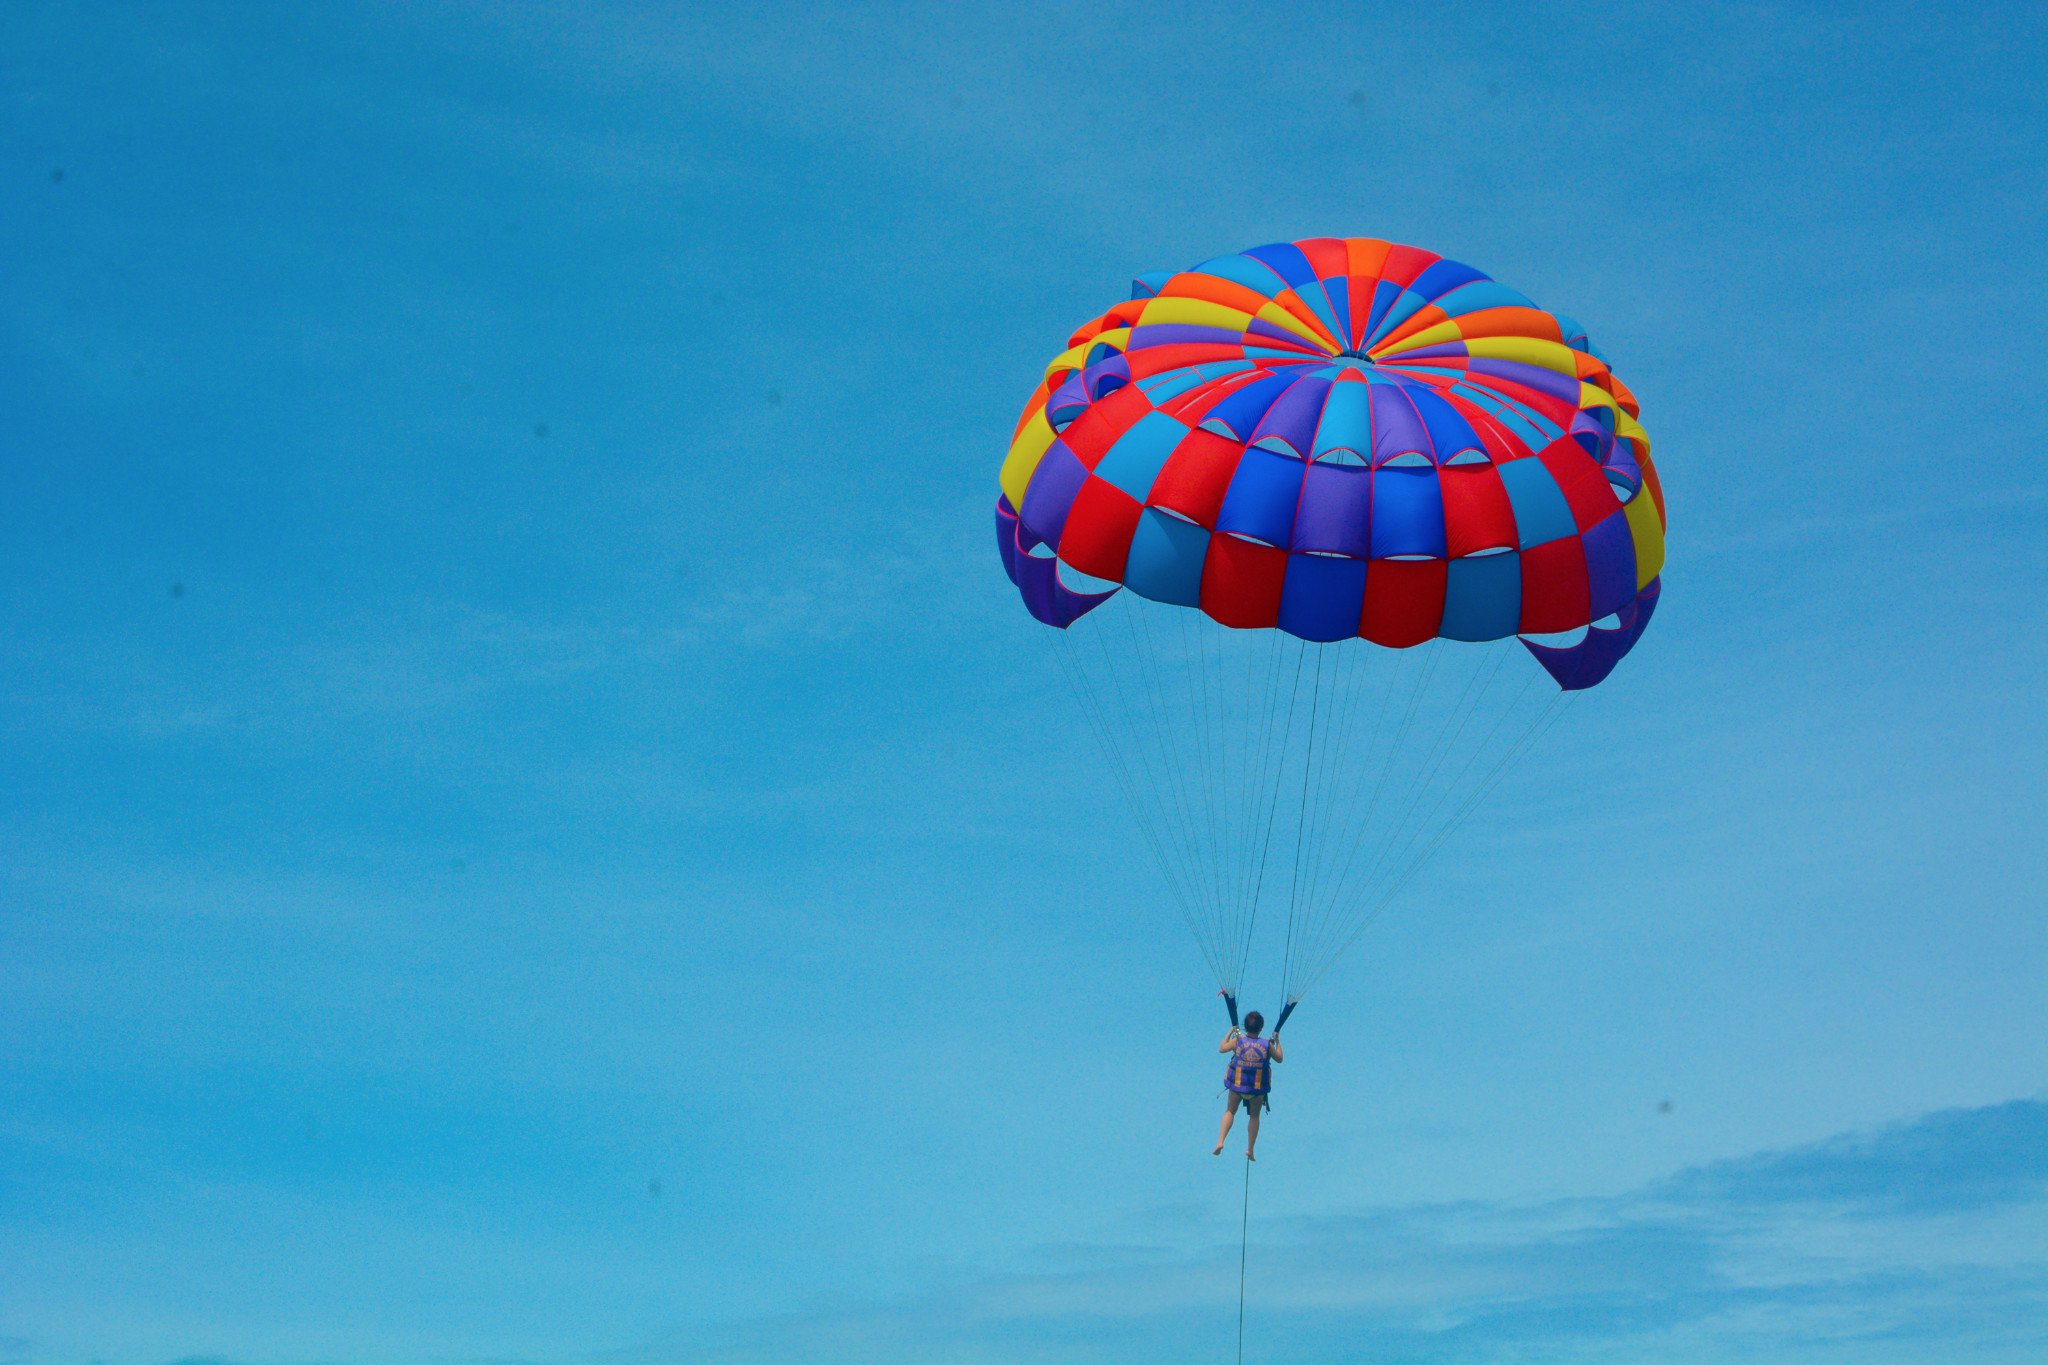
[1226,1091,1268,1114]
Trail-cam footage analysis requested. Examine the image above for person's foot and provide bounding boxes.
[1246,1151,1256,1161]
[1212,1143,1224,1155]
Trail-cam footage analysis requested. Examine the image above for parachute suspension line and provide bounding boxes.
[1341,644,1514,912]
[1284,640,1394,1002]
[1126,605,1209,974]
[1292,642,1510,999]
[1059,597,1584,1013]
[1206,614,1258,995]
[1190,610,1265,995]
[1203,623,1245,993]
[1372,687,1579,920]
[1223,630,1269,990]
[1236,631,1290,985]
[1051,625,1221,986]
[1227,632,1268,976]
[1173,609,1227,979]
[1287,645,1513,996]
[1294,642,1343,982]
[1228,626,1272,992]
[1121,604,1233,986]
[1293,644,1340,953]
[1366,650,1534,907]
[1367,653,1535,899]
[1334,645,1466,919]
[1052,600,1320,1001]
[1293,676,1581,1002]
[1244,638,1310,1001]
[1286,639,1540,1004]
[1178,608,1229,983]
[1077,613,1226,988]
[1294,638,1372,986]
[1125,607,1210,942]
[1279,643,1328,1006]
[1237,1151,1252,1365]
[1190,615,1251,992]
[1301,687,1572,1000]
[1281,641,1438,1002]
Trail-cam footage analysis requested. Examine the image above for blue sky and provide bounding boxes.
[1,2,2042,1362]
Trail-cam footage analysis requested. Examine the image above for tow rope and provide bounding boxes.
[1237,1151,1252,1365]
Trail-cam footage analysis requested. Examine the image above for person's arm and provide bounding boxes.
[1270,1040,1283,1063]
[1220,1030,1240,1053]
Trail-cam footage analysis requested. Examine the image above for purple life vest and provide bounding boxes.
[1226,1035,1272,1095]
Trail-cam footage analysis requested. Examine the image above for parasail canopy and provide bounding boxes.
[995,238,1666,1010]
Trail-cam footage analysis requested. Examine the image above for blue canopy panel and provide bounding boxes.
[1441,551,1522,641]
[1241,242,1321,291]
[1279,553,1370,642]
[1124,507,1210,607]
[1248,373,1334,457]
[1131,270,1174,300]
[1216,444,1309,548]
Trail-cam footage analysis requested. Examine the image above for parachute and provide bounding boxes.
[995,238,1665,1024]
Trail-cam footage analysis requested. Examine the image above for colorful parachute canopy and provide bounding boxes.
[997,237,1665,690]
[996,240,1669,1008]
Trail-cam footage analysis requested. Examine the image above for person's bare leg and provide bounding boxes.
[1246,1106,1261,1160]
[1215,1103,1236,1155]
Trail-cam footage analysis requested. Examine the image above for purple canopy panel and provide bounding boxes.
[1368,383,1431,464]
[1016,440,1090,547]
[997,495,1022,585]
[1468,357,1581,406]
[1388,342,1469,362]
[1291,462,1373,557]
[1568,408,1615,464]
[1245,317,1322,350]
[1598,436,1643,498]
[1128,323,1251,350]
[1248,373,1332,457]
[1521,576,1661,690]
[996,495,1118,629]
[1082,354,1132,402]
[1046,371,1091,432]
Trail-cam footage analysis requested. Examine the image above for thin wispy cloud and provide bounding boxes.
[633,1100,2047,1365]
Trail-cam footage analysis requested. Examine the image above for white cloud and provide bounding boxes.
[617,1100,2047,1365]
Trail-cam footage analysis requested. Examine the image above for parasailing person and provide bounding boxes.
[992,232,1666,1362]
[1214,1010,1282,1159]
[992,233,1666,1145]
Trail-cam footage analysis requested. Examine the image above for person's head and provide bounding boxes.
[1243,1011,1264,1036]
